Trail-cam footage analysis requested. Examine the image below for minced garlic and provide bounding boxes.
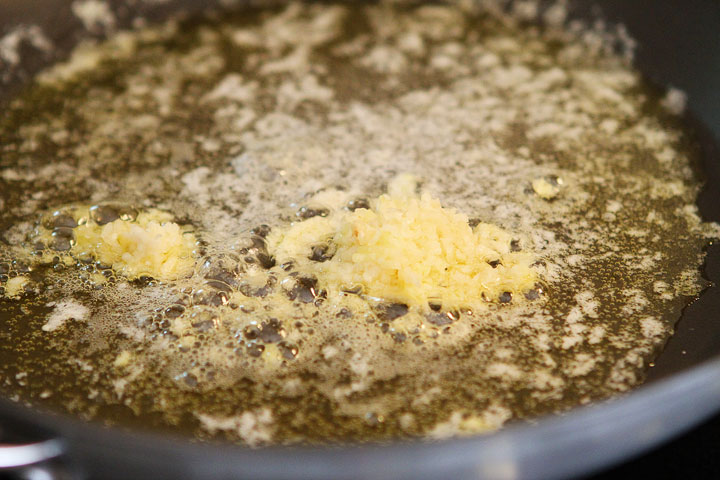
[269,175,538,309]
[532,177,561,200]
[114,350,134,369]
[73,210,196,282]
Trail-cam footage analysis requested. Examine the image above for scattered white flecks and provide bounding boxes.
[575,291,599,318]
[587,325,606,344]
[396,32,425,57]
[429,404,510,439]
[181,167,211,198]
[231,108,257,132]
[72,358,94,372]
[112,378,128,398]
[599,118,619,135]
[331,380,369,401]
[493,65,534,90]
[620,289,649,316]
[349,352,371,376]
[42,300,89,332]
[130,114,160,130]
[112,363,143,396]
[280,377,305,397]
[399,413,416,431]
[410,386,442,408]
[562,334,584,350]
[640,316,665,338]
[199,137,221,152]
[512,0,539,21]
[543,1,568,27]
[429,53,461,72]
[322,345,339,359]
[428,412,478,439]
[606,200,623,214]
[202,74,258,103]
[1,169,23,181]
[195,409,274,446]
[37,42,103,84]
[259,46,311,75]
[566,306,583,324]
[0,25,52,69]
[37,33,137,84]
[633,122,672,150]
[72,0,116,32]
[655,146,677,166]
[636,253,662,271]
[564,254,584,267]
[195,414,236,432]
[361,45,408,74]
[119,323,146,343]
[568,353,596,377]
[568,323,587,336]
[113,350,134,369]
[660,87,687,116]
[531,370,564,390]
[533,332,552,352]
[276,74,334,111]
[493,347,516,361]
[653,280,673,300]
[625,228,648,238]
[486,363,523,381]
[573,70,636,116]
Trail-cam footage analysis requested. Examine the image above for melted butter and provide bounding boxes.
[0,0,718,446]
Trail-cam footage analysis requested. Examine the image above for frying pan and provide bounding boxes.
[0,1,719,479]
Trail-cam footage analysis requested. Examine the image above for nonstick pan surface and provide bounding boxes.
[0,1,719,479]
